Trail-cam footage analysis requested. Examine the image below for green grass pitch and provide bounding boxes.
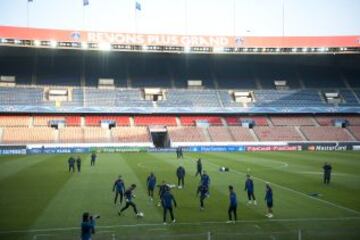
[0,151,359,240]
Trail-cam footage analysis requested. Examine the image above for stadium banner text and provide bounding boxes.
[0,146,27,155]
[1,26,360,48]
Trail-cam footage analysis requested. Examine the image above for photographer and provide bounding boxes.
[81,212,99,240]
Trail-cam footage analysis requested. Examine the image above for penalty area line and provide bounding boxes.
[1,217,360,235]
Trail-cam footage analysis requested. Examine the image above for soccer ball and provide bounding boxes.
[137,212,144,218]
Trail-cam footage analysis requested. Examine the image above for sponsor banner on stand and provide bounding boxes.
[92,147,148,153]
[1,25,359,48]
[246,145,302,152]
[306,144,349,151]
[352,145,360,151]
[0,146,27,155]
[187,146,246,152]
[27,147,90,154]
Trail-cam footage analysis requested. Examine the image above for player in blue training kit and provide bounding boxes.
[68,156,75,173]
[176,166,186,188]
[265,183,274,218]
[195,158,202,177]
[200,171,211,196]
[146,172,157,201]
[244,175,257,205]
[113,176,125,205]
[227,185,237,223]
[197,184,209,211]
[81,212,96,240]
[323,162,332,184]
[118,184,139,216]
[162,189,177,224]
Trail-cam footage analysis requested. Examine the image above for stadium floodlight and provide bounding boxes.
[14,39,21,44]
[34,40,41,46]
[292,48,297,52]
[50,40,57,48]
[276,48,280,52]
[1,38,7,43]
[302,48,307,52]
[142,45,149,51]
[98,42,111,51]
[261,48,266,52]
[243,48,248,52]
[81,42,88,49]
[311,48,316,51]
[319,47,326,52]
[184,46,191,53]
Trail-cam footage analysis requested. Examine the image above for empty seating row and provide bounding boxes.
[270,116,315,126]
[225,116,268,126]
[85,116,130,126]
[134,116,177,126]
[167,127,207,142]
[180,116,222,126]
[301,126,354,141]
[254,127,304,141]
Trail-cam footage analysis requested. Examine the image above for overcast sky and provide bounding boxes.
[0,0,359,36]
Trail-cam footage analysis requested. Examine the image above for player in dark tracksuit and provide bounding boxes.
[176,166,186,188]
[118,184,138,216]
[162,189,177,224]
[244,175,257,205]
[195,158,202,177]
[76,156,81,173]
[176,147,184,159]
[197,184,209,210]
[90,152,96,166]
[158,181,170,207]
[146,172,157,201]
[227,185,237,223]
[68,156,75,173]
[200,171,210,196]
[323,162,332,184]
[265,183,274,218]
[113,176,125,205]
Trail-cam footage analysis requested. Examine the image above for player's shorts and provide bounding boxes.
[267,200,273,208]
[148,186,155,191]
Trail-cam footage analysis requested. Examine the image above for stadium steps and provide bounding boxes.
[296,70,306,89]
[344,128,357,141]
[311,116,320,126]
[29,116,34,127]
[249,128,260,141]
[129,117,135,127]
[202,128,212,142]
[215,91,224,108]
[221,117,228,126]
[55,129,60,142]
[295,126,308,141]
[80,116,85,127]
[265,116,273,127]
[175,117,181,126]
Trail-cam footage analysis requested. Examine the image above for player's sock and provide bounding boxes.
[172,219,176,223]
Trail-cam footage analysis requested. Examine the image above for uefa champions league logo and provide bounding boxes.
[235,37,244,46]
[71,32,81,41]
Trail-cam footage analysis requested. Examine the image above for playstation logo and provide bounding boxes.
[235,37,245,46]
[71,32,81,41]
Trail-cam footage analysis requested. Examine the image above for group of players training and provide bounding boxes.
[112,149,274,224]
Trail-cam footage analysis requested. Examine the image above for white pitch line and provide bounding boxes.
[203,157,360,215]
[2,217,360,235]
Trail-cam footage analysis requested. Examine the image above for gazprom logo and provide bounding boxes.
[71,32,81,41]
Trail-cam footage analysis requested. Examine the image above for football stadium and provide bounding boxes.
[0,0,360,239]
